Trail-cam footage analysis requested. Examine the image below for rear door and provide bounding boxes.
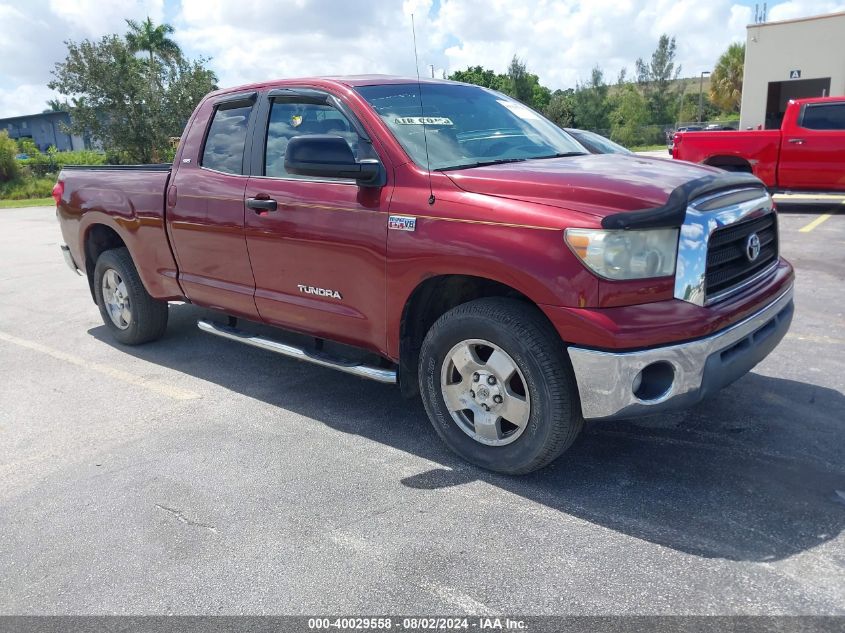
[167,92,261,318]
[778,100,845,191]
[242,89,393,354]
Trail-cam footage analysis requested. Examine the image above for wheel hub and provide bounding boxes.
[470,372,504,412]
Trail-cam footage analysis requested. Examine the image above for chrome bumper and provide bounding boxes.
[60,245,82,275]
[567,285,794,420]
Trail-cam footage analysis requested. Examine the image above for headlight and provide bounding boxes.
[564,228,678,280]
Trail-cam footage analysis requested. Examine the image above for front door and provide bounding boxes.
[243,91,392,354]
[778,100,845,191]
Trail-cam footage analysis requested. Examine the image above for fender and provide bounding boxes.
[57,168,184,301]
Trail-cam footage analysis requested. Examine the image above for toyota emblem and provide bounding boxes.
[745,232,761,262]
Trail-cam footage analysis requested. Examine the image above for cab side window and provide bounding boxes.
[201,104,253,174]
[265,101,361,179]
[801,103,845,131]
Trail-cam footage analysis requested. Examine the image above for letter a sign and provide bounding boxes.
[789,70,801,79]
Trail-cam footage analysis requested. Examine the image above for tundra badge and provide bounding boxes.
[388,215,416,231]
[298,285,342,300]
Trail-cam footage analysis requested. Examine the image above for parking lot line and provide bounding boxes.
[798,210,840,233]
[0,330,201,401]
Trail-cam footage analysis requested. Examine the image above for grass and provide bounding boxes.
[0,197,54,208]
[630,144,669,152]
[0,175,55,200]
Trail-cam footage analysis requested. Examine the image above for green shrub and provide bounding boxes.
[0,176,55,200]
[0,130,20,182]
[21,148,106,176]
[16,137,40,156]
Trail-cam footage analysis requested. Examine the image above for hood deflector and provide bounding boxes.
[600,172,766,230]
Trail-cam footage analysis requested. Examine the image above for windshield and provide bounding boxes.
[356,83,586,170]
[566,129,632,155]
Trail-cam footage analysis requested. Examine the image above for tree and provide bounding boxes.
[506,56,533,105]
[573,66,609,131]
[609,83,649,147]
[677,92,719,123]
[635,34,681,124]
[43,98,69,113]
[448,66,507,91]
[49,31,217,163]
[0,130,21,182]
[710,43,745,113]
[448,59,550,111]
[125,18,183,162]
[125,17,181,69]
[544,89,575,127]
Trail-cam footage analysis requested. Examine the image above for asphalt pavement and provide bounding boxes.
[0,204,843,615]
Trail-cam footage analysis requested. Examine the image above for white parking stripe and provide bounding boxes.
[0,330,201,401]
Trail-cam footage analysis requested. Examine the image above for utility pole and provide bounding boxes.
[698,70,711,123]
[428,64,435,78]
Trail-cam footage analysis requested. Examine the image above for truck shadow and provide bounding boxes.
[89,304,845,563]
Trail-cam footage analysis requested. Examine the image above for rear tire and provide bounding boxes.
[419,298,583,474]
[93,247,168,345]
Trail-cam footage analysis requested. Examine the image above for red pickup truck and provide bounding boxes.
[671,96,845,192]
[56,76,794,474]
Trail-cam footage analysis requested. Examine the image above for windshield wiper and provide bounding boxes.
[531,152,588,159]
[435,157,529,171]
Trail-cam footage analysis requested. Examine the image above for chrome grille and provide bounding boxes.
[705,212,778,300]
[674,187,776,307]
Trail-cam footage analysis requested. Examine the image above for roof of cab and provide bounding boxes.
[205,75,460,100]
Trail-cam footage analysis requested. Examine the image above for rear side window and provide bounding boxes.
[801,103,845,130]
[202,104,253,174]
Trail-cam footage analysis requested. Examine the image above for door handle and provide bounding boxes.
[246,197,278,213]
[788,138,805,144]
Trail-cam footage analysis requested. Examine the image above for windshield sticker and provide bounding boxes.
[394,116,453,126]
[497,100,540,120]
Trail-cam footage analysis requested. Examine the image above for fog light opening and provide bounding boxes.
[633,361,675,402]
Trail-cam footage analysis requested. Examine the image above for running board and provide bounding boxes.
[197,319,397,384]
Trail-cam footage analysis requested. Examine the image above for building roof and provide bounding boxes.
[0,111,70,125]
[747,10,845,28]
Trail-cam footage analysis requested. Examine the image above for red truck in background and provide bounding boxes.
[671,96,845,192]
[55,77,794,474]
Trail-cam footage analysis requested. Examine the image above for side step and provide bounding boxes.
[197,319,397,384]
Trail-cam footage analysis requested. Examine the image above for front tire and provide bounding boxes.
[419,298,583,474]
[93,247,168,345]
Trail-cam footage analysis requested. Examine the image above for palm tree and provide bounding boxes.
[125,17,182,67]
[709,43,745,113]
[125,18,182,162]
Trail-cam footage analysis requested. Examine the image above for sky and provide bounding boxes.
[1,0,843,118]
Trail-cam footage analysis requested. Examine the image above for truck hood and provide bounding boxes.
[444,153,722,219]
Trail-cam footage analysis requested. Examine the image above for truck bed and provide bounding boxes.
[56,164,183,300]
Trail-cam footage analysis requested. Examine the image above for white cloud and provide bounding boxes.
[767,0,845,20]
[0,0,163,116]
[0,84,61,119]
[1,0,843,118]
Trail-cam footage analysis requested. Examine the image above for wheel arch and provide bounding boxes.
[82,222,128,302]
[703,155,753,173]
[397,274,557,398]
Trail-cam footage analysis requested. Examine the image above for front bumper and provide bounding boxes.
[60,244,82,275]
[567,284,793,420]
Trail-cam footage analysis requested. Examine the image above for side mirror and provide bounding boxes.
[284,135,383,186]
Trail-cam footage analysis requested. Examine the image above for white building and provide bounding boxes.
[740,11,845,130]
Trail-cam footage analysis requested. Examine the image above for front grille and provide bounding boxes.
[705,212,778,300]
